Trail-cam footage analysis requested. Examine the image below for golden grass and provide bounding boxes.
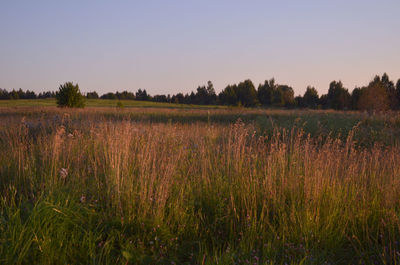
[0,108,400,264]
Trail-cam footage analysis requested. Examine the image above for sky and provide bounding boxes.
[0,0,399,96]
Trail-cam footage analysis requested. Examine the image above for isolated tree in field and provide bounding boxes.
[303,86,319,109]
[56,82,85,108]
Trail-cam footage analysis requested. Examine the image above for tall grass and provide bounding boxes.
[0,109,400,264]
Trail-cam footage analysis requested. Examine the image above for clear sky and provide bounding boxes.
[1,0,399,96]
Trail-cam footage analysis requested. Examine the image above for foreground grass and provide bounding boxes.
[1,108,400,264]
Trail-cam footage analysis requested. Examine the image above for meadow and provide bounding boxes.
[0,98,227,109]
[1,104,400,264]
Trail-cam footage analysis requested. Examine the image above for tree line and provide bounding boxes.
[0,88,55,99]
[1,73,400,110]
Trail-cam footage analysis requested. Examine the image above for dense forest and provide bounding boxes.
[1,73,400,111]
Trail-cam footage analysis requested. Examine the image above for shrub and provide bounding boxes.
[56,82,85,108]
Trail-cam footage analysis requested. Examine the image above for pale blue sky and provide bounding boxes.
[1,1,399,95]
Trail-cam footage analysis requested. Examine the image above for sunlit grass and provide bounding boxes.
[1,107,400,264]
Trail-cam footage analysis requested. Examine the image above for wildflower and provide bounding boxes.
[59,168,68,179]
[80,195,86,203]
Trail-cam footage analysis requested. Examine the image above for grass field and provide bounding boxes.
[1,104,400,264]
[0,98,226,109]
